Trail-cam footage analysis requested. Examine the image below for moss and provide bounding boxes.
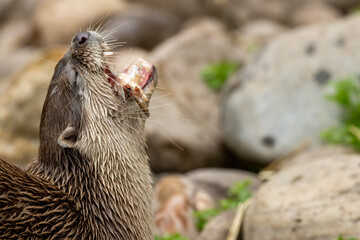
[336,235,359,240]
[201,61,240,91]
[321,77,360,151]
[155,233,190,240]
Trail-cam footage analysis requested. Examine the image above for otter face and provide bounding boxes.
[40,31,157,151]
[70,31,108,72]
[69,31,157,115]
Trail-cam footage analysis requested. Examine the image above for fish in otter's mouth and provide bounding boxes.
[71,31,157,117]
[105,58,156,117]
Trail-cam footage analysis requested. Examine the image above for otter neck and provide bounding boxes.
[29,113,153,240]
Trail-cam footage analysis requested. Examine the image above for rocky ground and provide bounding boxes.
[1,0,360,239]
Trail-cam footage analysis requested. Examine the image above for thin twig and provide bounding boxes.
[226,199,252,240]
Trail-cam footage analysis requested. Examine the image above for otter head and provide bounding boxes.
[39,31,157,160]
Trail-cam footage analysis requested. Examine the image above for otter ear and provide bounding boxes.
[58,126,78,148]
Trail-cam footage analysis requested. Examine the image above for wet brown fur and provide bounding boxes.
[0,31,156,239]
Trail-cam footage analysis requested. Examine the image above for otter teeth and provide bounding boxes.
[103,52,114,56]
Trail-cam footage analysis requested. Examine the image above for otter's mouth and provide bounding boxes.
[104,58,156,117]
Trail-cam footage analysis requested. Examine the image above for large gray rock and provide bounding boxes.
[280,146,355,170]
[205,0,340,28]
[130,0,281,27]
[131,0,347,28]
[238,19,287,44]
[146,90,224,172]
[243,153,360,240]
[97,4,182,50]
[233,19,287,65]
[221,15,360,164]
[147,19,243,172]
[186,168,260,202]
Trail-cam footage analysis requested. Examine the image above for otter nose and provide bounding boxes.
[74,32,90,45]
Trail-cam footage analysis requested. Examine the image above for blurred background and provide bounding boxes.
[2,0,360,239]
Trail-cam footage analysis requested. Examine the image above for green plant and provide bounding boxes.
[220,180,252,210]
[201,61,240,91]
[194,180,252,231]
[351,5,360,14]
[193,207,221,232]
[154,233,190,240]
[336,235,359,240]
[321,77,360,151]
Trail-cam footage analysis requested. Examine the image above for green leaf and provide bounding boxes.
[228,179,252,203]
[322,76,360,151]
[193,180,252,231]
[351,5,360,14]
[193,208,221,231]
[201,61,240,91]
[219,198,238,210]
[154,233,190,240]
[335,235,359,240]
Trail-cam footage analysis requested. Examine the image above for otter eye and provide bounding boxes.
[73,75,78,88]
[67,69,77,87]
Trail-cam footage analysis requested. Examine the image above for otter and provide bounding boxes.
[0,31,157,239]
